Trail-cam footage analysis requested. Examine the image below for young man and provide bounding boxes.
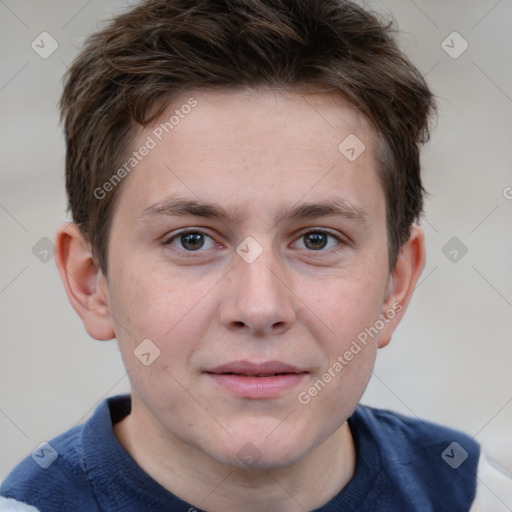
[1,0,509,510]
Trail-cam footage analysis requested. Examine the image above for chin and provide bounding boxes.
[209,424,313,471]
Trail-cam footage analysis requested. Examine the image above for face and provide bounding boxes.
[103,88,394,469]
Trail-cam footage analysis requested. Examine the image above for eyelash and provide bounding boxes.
[162,229,345,257]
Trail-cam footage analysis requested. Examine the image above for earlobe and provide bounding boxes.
[54,222,115,341]
[378,224,426,348]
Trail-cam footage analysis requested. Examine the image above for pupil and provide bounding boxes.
[305,232,327,250]
[181,233,204,250]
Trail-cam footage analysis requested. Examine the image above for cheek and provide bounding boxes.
[106,266,185,374]
[294,271,386,409]
[301,273,386,350]
[108,259,224,382]
[107,267,208,414]
[111,257,203,334]
[297,285,381,423]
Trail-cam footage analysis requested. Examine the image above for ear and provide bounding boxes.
[378,224,426,348]
[54,222,115,341]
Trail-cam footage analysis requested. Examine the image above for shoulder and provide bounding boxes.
[353,404,480,457]
[350,405,481,510]
[0,396,128,511]
[0,424,97,509]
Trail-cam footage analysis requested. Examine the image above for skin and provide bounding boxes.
[55,88,425,511]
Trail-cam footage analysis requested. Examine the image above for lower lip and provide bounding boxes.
[206,373,307,399]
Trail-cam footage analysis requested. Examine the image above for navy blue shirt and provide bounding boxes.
[1,395,480,511]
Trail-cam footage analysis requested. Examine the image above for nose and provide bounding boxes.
[219,247,296,337]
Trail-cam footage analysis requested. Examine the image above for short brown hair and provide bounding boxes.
[60,0,435,274]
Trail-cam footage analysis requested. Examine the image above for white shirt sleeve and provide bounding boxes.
[0,498,40,512]
[470,451,512,511]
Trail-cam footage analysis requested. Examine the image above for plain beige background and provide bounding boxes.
[1,0,511,504]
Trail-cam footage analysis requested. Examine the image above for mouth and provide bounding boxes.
[204,360,309,398]
[216,372,301,377]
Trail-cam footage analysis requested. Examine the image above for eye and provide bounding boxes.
[163,230,217,252]
[162,229,343,256]
[294,230,341,252]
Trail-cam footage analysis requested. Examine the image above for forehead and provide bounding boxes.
[146,87,376,159]
[114,88,383,223]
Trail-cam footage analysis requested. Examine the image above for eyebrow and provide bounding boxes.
[139,196,368,225]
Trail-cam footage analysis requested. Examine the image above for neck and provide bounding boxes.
[114,397,356,511]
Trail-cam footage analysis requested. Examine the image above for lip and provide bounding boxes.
[204,360,309,399]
